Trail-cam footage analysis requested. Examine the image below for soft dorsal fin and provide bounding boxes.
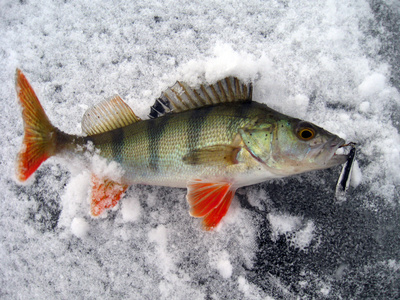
[82,95,141,135]
[149,77,252,118]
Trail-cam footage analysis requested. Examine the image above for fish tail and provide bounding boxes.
[15,69,65,181]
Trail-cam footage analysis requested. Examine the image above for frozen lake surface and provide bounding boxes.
[1,0,399,298]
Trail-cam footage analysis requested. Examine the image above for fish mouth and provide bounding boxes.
[324,137,349,167]
[311,136,348,168]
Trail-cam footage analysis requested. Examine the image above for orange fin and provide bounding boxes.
[15,69,58,181]
[187,179,236,230]
[90,175,129,216]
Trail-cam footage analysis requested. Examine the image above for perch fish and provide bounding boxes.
[15,69,349,230]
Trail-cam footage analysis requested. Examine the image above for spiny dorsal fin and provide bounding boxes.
[82,95,141,135]
[149,77,252,118]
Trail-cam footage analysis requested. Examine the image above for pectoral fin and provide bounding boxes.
[90,175,129,216]
[183,145,240,166]
[187,179,236,230]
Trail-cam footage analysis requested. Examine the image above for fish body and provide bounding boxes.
[15,70,348,229]
[85,101,345,187]
[86,102,261,188]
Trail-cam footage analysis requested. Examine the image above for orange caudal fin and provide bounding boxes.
[90,175,129,216]
[15,69,59,181]
[187,179,236,230]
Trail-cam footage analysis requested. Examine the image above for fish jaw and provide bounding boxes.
[310,136,348,169]
[325,153,348,168]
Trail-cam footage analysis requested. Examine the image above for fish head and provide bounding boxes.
[240,117,348,176]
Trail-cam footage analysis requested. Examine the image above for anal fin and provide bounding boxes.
[90,175,129,216]
[187,179,236,230]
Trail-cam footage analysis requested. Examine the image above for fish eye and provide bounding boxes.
[298,127,315,141]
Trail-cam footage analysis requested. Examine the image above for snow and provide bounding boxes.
[121,195,141,222]
[210,250,233,279]
[359,101,370,112]
[1,0,400,299]
[71,217,89,238]
[268,213,315,250]
[358,73,386,97]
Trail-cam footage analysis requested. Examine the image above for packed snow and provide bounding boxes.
[1,0,399,298]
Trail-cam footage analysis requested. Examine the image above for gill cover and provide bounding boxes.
[239,123,275,164]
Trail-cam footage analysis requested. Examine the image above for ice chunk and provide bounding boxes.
[71,217,89,238]
[291,221,315,250]
[121,195,141,222]
[268,213,302,240]
[176,43,273,85]
[148,225,175,276]
[268,213,316,250]
[320,283,331,296]
[359,101,370,112]
[148,224,168,248]
[217,258,233,279]
[358,73,386,97]
[59,171,91,228]
[209,250,233,279]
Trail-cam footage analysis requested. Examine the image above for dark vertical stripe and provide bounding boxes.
[234,101,252,119]
[147,116,169,172]
[186,106,214,158]
[227,102,253,135]
[111,127,125,163]
[83,129,125,161]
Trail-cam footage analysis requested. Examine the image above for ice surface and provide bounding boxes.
[1,0,400,299]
